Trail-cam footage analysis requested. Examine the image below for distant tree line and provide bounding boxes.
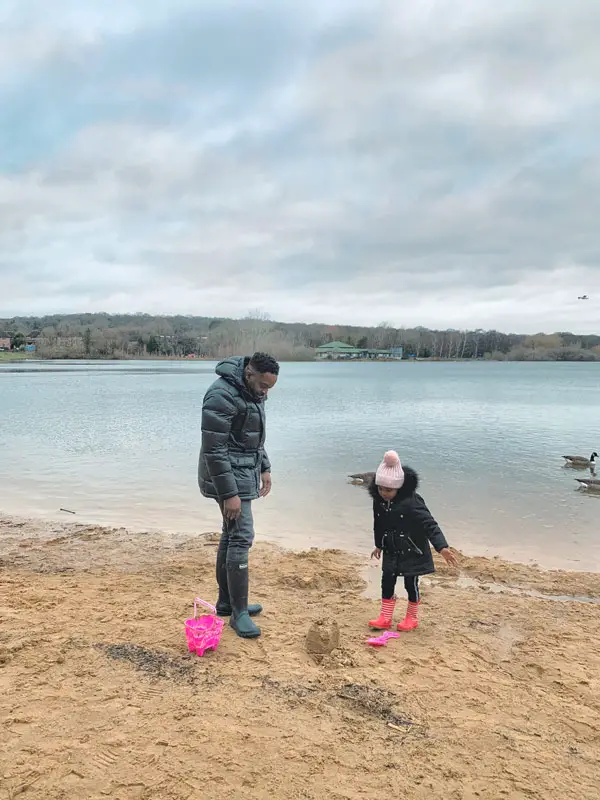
[1,312,599,362]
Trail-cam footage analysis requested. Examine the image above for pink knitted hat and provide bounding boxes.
[375,450,405,489]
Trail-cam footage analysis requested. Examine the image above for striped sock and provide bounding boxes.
[407,601,419,620]
[381,598,396,622]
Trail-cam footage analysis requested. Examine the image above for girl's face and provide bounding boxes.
[378,486,398,501]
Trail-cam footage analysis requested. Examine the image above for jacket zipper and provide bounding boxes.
[407,536,424,556]
[256,401,264,495]
[257,402,265,449]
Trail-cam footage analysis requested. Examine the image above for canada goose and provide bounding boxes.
[563,452,598,468]
[575,477,600,491]
[348,471,376,487]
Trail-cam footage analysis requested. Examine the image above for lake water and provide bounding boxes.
[0,359,598,570]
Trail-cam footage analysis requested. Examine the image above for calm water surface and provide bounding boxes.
[1,360,598,570]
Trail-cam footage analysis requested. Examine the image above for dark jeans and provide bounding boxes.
[382,572,420,603]
[216,499,255,566]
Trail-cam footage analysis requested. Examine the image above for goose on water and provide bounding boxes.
[575,477,600,491]
[348,471,376,486]
[563,452,598,468]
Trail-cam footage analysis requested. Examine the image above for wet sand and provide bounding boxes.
[1,515,600,800]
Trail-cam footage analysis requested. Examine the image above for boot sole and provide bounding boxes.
[230,622,261,639]
[216,609,262,618]
[232,628,262,639]
[217,611,262,618]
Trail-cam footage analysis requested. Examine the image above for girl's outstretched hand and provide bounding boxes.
[440,548,459,568]
[371,548,382,560]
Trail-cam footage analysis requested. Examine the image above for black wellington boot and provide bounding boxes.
[214,546,231,614]
[226,559,261,639]
[215,548,263,618]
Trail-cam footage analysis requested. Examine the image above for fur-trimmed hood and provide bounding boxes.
[368,465,419,503]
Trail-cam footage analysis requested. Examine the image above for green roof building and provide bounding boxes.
[315,341,403,360]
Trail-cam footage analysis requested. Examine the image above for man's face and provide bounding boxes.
[245,366,278,399]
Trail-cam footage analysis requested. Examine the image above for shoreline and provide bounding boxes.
[2,513,600,799]
[3,353,600,365]
[2,494,599,576]
[3,509,600,597]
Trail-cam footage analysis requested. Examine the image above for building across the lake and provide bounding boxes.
[315,341,403,361]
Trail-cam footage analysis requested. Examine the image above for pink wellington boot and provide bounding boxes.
[397,601,419,632]
[368,597,396,630]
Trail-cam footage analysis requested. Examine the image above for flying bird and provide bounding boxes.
[578,295,589,300]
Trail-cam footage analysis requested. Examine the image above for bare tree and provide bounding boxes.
[3,313,599,363]
[245,310,272,322]
[472,329,483,359]
[460,330,468,359]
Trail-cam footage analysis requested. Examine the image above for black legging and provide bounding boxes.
[382,573,420,603]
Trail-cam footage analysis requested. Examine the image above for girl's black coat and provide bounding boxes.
[369,467,448,577]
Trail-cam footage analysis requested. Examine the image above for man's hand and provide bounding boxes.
[260,472,272,498]
[371,548,382,560]
[223,495,242,521]
[440,548,459,568]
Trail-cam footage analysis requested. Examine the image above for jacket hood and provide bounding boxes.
[369,465,419,502]
[215,356,247,390]
[215,356,266,402]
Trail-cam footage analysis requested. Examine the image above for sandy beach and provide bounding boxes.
[1,515,600,800]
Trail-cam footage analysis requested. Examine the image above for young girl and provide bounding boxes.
[368,450,458,631]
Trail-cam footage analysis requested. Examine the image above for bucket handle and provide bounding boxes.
[194,597,217,618]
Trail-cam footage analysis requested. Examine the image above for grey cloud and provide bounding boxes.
[0,1,599,332]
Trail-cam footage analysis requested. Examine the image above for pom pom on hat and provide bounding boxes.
[375,450,405,489]
[383,451,400,468]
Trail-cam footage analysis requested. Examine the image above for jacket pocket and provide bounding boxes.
[229,452,258,468]
[229,452,259,496]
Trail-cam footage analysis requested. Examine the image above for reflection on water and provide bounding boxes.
[1,359,599,570]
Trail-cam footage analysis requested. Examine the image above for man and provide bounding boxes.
[198,352,279,639]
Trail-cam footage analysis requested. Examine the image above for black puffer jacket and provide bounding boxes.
[369,467,448,577]
[198,356,271,501]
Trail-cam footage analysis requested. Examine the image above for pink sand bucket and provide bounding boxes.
[184,598,224,657]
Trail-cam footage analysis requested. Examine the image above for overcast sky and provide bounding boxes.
[1,1,599,333]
